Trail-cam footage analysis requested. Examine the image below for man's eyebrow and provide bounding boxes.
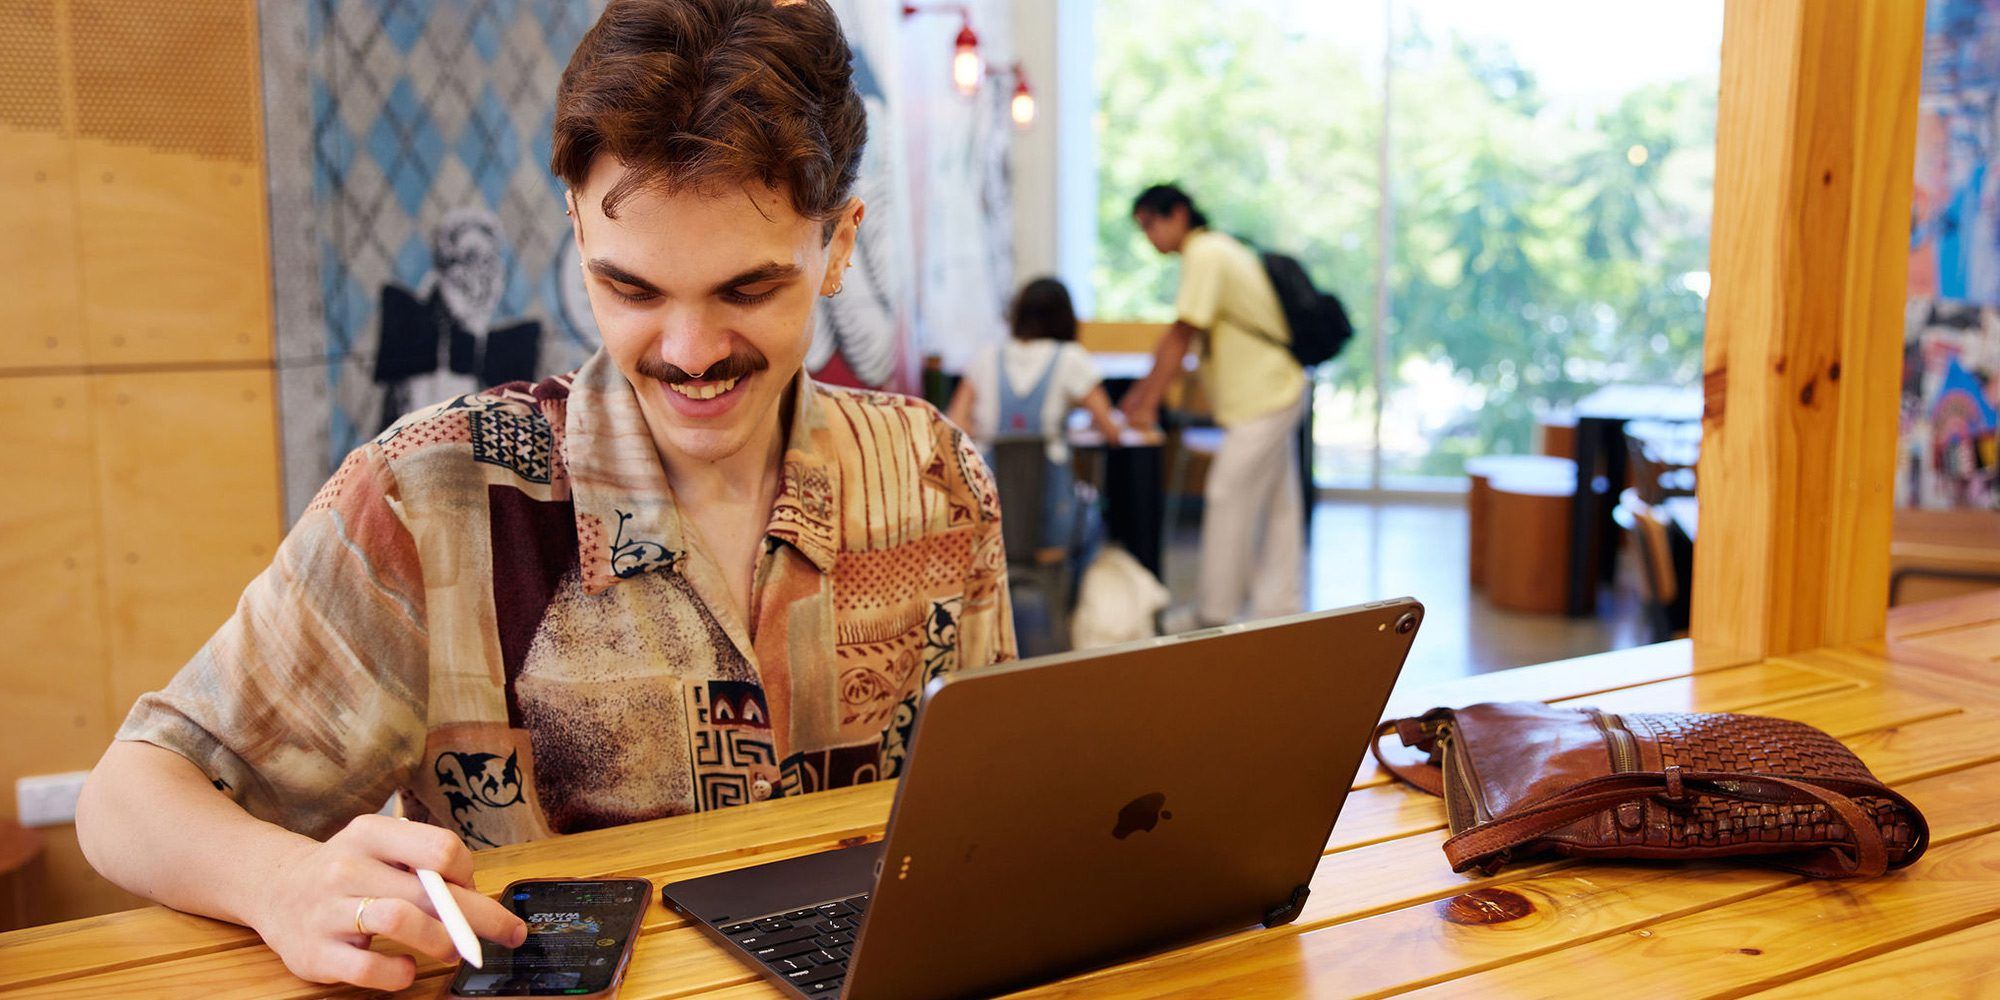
[586,259,663,295]
[711,261,801,296]
[585,259,802,298]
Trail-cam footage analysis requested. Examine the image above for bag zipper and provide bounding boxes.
[1591,709,1645,831]
[1437,721,1493,835]
[1591,710,1641,773]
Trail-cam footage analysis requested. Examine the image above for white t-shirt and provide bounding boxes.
[962,339,1102,464]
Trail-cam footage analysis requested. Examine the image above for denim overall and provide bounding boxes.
[989,346,1076,550]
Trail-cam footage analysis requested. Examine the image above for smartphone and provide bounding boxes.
[447,877,652,998]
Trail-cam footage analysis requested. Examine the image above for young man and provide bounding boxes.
[1121,184,1306,625]
[75,1,1013,991]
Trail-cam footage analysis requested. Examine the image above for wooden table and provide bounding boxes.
[1066,425,1168,580]
[6,593,2000,998]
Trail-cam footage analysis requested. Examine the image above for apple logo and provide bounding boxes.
[1112,793,1173,839]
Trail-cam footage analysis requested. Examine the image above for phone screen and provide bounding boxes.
[449,879,649,997]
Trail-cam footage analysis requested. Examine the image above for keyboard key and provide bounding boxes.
[785,908,818,921]
[755,939,823,964]
[807,949,843,966]
[806,981,842,994]
[738,926,817,949]
[814,934,844,949]
[756,919,792,932]
[721,922,755,935]
[796,963,845,986]
[815,902,852,919]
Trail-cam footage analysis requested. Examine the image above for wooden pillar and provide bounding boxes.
[1692,0,1924,660]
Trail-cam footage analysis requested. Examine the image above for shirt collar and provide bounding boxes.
[562,352,842,596]
[765,374,842,574]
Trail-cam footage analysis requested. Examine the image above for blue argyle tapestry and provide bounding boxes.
[262,0,918,520]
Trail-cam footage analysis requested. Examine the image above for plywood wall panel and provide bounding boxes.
[64,0,270,368]
[0,376,110,820]
[0,2,85,370]
[0,129,86,370]
[92,369,281,715]
[72,140,272,368]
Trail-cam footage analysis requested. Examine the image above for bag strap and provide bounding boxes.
[1371,719,1444,797]
[1441,768,1894,878]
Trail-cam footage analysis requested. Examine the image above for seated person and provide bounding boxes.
[73,0,1013,991]
[947,277,1123,549]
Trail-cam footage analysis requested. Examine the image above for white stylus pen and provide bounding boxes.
[418,866,485,969]
[392,805,485,968]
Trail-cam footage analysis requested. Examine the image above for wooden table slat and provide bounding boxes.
[1397,828,2000,999]
[1741,916,2000,999]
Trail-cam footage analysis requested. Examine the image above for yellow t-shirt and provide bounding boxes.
[1174,229,1305,427]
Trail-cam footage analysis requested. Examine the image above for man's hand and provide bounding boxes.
[1118,320,1196,433]
[1119,391,1161,432]
[248,814,527,991]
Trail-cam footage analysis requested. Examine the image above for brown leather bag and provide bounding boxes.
[1371,702,1929,878]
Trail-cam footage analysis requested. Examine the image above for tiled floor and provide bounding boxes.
[1156,496,1651,687]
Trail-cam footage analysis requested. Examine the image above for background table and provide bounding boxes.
[6,592,2000,998]
[1066,426,1167,580]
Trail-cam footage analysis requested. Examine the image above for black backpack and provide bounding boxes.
[1252,251,1354,369]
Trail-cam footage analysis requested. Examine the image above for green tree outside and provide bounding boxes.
[1094,1,1715,480]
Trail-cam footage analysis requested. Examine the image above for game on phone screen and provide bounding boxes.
[450,879,648,997]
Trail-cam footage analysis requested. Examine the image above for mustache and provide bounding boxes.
[636,349,769,384]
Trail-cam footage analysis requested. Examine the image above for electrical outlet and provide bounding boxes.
[17,771,90,828]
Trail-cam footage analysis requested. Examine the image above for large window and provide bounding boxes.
[1090,0,1720,487]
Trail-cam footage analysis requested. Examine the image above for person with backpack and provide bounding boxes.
[1121,183,1318,626]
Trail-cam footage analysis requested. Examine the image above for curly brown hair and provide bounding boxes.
[551,0,867,229]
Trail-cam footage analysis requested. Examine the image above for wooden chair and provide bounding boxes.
[1623,418,1701,504]
[1888,508,2000,606]
[1614,487,1684,642]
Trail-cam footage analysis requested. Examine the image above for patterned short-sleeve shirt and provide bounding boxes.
[117,351,1015,848]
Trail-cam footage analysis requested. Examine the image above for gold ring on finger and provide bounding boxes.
[354,896,375,936]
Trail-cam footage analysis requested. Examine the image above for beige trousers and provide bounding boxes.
[1198,397,1306,625]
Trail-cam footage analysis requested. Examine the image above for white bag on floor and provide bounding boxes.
[1069,544,1171,650]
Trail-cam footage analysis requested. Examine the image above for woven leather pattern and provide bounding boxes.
[1616,712,1919,858]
